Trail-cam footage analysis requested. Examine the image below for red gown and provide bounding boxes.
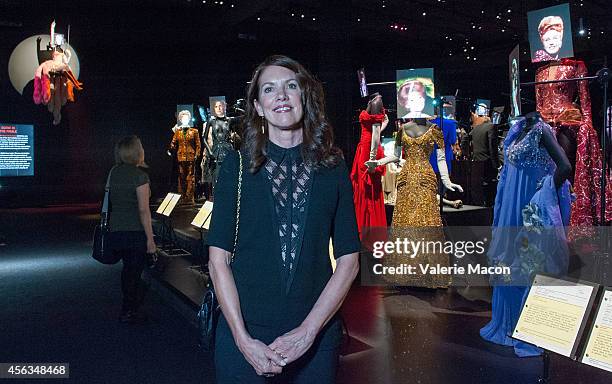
[535,58,612,225]
[350,110,387,238]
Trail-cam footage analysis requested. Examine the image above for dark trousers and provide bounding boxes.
[482,165,498,207]
[214,320,339,384]
[109,231,147,312]
[178,161,196,202]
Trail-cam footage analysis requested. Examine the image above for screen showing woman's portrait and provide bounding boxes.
[396,69,435,119]
[209,96,227,118]
[528,4,574,63]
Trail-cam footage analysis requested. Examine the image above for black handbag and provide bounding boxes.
[198,151,243,351]
[92,167,122,265]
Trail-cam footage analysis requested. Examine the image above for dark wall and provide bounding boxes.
[0,1,609,207]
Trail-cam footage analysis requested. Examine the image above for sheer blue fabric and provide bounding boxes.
[480,117,572,357]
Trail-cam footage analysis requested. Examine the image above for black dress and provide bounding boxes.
[207,141,360,383]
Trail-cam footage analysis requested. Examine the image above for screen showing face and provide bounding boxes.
[508,44,521,118]
[527,3,574,63]
[442,96,456,120]
[396,68,435,119]
[209,96,227,118]
[357,68,368,98]
[475,99,491,116]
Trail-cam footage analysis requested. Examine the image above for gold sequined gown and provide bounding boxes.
[388,124,450,287]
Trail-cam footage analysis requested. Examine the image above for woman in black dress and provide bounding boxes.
[207,55,360,383]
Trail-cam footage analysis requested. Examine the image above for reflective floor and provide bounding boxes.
[0,205,609,383]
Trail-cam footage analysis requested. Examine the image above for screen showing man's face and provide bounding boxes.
[542,29,563,54]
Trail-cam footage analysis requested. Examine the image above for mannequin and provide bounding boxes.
[469,112,500,206]
[481,111,572,357]
[367,119,463,287]
[201,100,239,195]
[169,110,201,204]
[350,93,389,238]
[535,58,612,225]
[33,22,83,125]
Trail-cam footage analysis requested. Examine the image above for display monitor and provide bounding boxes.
[509,44,521,118]
[0,124,34,177]
[357,68,368,98]
[209,96,227,118]
[475,99,491,116]
[528,3,574,63]
[396,68,435,119]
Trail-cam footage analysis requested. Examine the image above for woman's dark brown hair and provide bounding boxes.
[243,55,342,173]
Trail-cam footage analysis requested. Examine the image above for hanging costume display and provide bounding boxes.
[535,58,612,225]
[350,94,388,238]
[33,21,83,125]
[169,110,201,203]
[369,120,463,287]
[480,114,572,357]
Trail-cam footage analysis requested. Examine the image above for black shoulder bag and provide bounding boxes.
[92,167,122,265]
[198,151,243,351]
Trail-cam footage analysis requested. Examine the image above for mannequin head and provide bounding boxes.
[538,16,563,55]
[398,81,426,116]
[366,93,384,114]
[177,110,192,126]
[213,100,226,117]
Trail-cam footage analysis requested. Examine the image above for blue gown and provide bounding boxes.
[480,117,572,357]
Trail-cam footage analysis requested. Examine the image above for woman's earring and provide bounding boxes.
[261,117,265,134]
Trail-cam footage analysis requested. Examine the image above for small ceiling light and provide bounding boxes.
[291,13,295,16]
[219,1,223,4]
[578,18,585,36]
[257,17,261,20]
[301,14,304,18]
[312,17,316,21]
[422,12,427,16]
[473,57,477,61]
[507,9,511,13]
[231,4,234,7]
[470,46,474,50]
[501,29,505,32]
[357,18,361,21]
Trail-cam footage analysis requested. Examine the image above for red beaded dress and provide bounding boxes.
[350,110,387,238]
[535,58,612,225]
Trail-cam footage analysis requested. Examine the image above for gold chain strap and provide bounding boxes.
[230,151,243,264]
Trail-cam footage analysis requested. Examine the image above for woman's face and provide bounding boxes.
[406,91,425,113]
[213,102,225,117]
[254,65,304,132]
[542,29,562,55]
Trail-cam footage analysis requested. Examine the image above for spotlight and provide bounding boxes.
[578,18,585,36]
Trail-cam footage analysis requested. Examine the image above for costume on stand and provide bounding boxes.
[535,58,612,225]
[170,126,201,203]
[350,109,387,237]
[201,116,235,191]
[428,117,457,173]
[480,116,572,357]
[372,121,462,287]
[33,31,83,125]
